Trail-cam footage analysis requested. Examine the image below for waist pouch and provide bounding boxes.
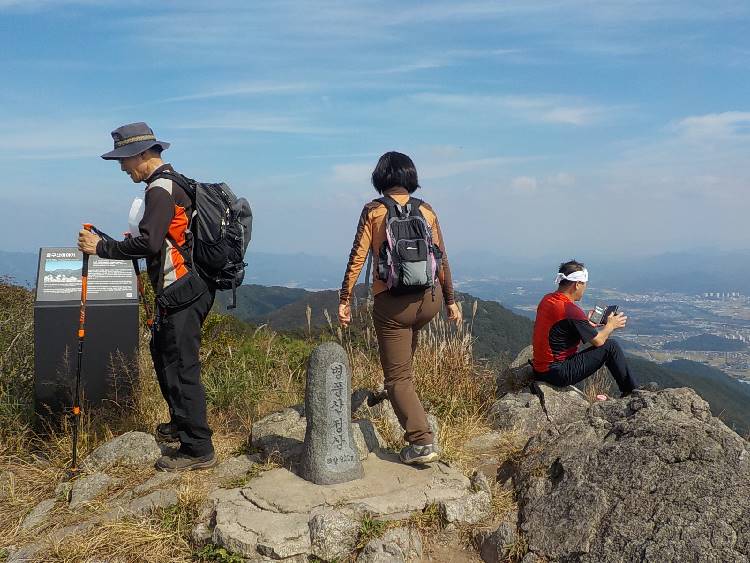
[157,269,208,310]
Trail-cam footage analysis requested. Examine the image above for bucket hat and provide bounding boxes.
[101,122,170,160]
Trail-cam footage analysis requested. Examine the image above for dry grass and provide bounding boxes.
[43,484,203,563]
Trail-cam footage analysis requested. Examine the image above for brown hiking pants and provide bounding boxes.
[372,285,443,446]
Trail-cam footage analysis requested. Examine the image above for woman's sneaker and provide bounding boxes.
[155,451,217,472]
[399,443,439,465]
[155,422,179,443]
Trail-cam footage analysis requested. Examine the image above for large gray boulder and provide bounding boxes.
[490,345,589,441]
[81,431,161,471]
[515,388,750,562]
[489,382,588,439]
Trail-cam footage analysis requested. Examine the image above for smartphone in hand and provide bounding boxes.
[590,304,619,325]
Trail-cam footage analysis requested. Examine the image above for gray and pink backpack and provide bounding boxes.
[375,195,442,295]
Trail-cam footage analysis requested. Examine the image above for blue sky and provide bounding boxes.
[1,0,749,263]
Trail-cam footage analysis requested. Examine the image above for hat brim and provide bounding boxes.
[101,140,170,160]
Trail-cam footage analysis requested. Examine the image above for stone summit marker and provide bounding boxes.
[300,342,363,485]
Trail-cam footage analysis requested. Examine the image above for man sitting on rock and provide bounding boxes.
[531,260,639,397]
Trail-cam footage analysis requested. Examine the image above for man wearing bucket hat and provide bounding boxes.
[78,122,216,471]
[531,260,641,397]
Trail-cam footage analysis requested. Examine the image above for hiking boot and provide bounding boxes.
[367,389,388,407]
[399,443,439,465]
[155,422,179,443]
[155,451,217,472]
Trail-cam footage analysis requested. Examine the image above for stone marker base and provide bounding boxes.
[200,452,487,561]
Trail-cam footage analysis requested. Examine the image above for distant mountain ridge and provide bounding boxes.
[215,284,535,362]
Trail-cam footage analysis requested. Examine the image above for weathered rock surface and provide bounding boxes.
[308,506,362,560]
[492,343,590,443]
[19,498,56,530]
[357,527,423,562]
[251,406,306,462]
[206,452,476,560]
[515,387,750,562]
[495,344,535,395]
[470,470,492,495]
[352,419,386,460]
[82,431,161,471]
[474,514,519,563]
[489,381,588,440]
[438,490,492,525]
[69,471,118,509]
[213,453,261,483]
[132,471,180,495]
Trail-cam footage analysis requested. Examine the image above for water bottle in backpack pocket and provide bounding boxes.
[376,196,441,295]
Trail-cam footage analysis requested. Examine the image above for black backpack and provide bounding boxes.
[375,195,441,295]
[157,171,252,309]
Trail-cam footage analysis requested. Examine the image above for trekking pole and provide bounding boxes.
[69,223,93,476]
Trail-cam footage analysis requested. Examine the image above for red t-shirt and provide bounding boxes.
[532,291,598,373]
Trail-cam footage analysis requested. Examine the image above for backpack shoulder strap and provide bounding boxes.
[149,171,196,269]
[407,197,424,216]
[151,170,196,204]
[375,195,410,219]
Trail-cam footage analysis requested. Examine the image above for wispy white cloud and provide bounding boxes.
[673,112,750,140]
[158,81,316,104]
[423,156,531,180]
[0,118,108,160]
[412,93,617,126]
[332,163,372,186]
[174,112,342,135]
[372,61,447,75]
[367,48,525,75]
[331,150,534,188]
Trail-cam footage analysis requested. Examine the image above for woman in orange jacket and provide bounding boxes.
[338,151,461,464]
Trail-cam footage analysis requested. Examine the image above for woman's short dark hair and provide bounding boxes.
[371,151,420,194]
[558,259,585,289]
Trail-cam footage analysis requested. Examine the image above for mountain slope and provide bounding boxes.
[216,284,534,361]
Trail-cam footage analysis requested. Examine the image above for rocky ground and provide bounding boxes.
[7,345,749,562]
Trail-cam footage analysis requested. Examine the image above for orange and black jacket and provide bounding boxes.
[96,164,192,293]
[340,187,455,306]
